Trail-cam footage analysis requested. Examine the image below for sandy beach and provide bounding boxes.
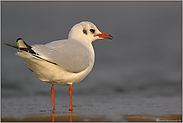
[1,95,182,122]
[2,113,182,122]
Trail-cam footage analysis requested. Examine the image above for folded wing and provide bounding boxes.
[32,39,93,73]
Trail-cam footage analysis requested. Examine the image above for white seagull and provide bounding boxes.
[4,21,113,112]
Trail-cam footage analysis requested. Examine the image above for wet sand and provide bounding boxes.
[2,113,182,122]
[1,95,182,122]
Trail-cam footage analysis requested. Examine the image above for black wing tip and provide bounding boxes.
[4,42,19,49]
[4,42,9,45]
[16,38,23,42]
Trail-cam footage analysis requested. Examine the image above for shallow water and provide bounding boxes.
[1,95,181,121]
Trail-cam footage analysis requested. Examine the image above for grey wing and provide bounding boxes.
[32,40,93,73]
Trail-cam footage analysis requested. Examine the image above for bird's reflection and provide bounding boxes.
[51,110,73,122]
[70,111,73,122]
[52,110,55,122]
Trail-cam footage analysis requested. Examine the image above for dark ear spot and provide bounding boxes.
[83,29,87,35]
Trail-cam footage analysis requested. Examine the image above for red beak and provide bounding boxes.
[96,32,113,40]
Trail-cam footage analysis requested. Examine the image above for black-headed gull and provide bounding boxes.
[4,21,113,111]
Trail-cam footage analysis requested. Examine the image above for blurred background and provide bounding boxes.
[2,1,181,99]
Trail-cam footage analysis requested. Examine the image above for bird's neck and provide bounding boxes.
[69,37,95,56]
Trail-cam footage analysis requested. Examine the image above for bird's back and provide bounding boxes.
[16,39,95,85]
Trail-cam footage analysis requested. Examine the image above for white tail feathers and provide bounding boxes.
[16,38,28,48]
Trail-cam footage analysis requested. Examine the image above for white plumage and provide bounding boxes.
[4,21,113,111]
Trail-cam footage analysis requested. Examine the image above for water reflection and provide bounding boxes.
[70,111,73,122]
[52,110,55,122]
[51,110,73,122]
[1,112,181,122]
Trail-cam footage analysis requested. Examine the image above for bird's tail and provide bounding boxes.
[5,38,58,66]
[4,38,36,54]
[4,38,28,49]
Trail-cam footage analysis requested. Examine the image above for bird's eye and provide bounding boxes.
[90,29,95,33]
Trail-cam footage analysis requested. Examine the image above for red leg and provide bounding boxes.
[51,85,56,111]
[69,84,73,111]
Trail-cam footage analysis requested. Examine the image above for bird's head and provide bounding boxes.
[68,21,113,42]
